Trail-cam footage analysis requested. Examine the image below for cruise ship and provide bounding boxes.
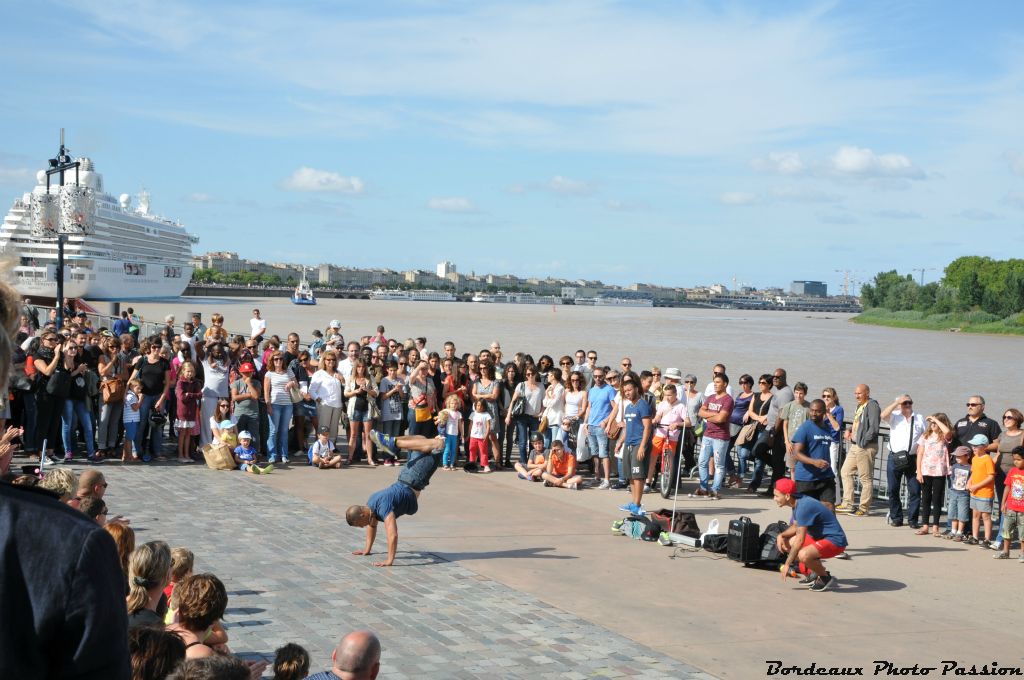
[369,289,456,302]
[471,292,563,305]
[0,156,198,300]
[592,296,654,307]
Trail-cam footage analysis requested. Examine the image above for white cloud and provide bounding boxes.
[828,146,925,180]
[280,167,365,194]
[873,209,922,220]
[956,208,998,221]
[0,167,34,185]
[751,151,805,175]
[427,197,475,213]
[1006,152,1024,177]
[546,175,591,196]
[719,191,760,206]
[1005,191,1024,210]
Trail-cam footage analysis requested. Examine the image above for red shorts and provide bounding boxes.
[801,534,846,559]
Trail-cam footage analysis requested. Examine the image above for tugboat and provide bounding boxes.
[291,271,316,305]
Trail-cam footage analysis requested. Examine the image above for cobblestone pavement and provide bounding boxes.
[99,463,712,679]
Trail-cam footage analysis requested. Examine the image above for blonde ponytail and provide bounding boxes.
[126,541,171,614]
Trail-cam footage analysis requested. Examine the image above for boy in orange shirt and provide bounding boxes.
[966,434,997,548]
[542,440,583,490]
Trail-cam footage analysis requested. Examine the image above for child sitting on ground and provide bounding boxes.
[515,433,547,481]
[234,431,272,474]
[994,447,1024,561]
[947,446,972,541]
[437,394,463,470]
[468,398,493,473]
[310,425,342,469]
[966,435,996,547]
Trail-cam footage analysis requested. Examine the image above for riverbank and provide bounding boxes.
[852,307,1024,335]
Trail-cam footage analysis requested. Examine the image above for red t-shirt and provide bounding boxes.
[1005,467,1024,513]
[703,393,734,441]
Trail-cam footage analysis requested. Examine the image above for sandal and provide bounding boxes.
[932,530,942,537]
[914,527,929,535]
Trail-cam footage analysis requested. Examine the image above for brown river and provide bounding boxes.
[135,297,1022,420]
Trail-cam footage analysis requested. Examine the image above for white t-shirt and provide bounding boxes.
[310,439,335,459]
[470,411,492,439]
[443,409,462,436]
[123,391,140,424]
[250,316,267,338]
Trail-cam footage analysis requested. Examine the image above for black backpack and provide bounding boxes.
[758,521,790,565]
[630,514,663,542]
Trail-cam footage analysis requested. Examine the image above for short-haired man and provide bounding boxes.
[881,394,927,528]
[339,342,360,382]
[695,373,733,500]
[766,368,794,494]
[542,440,582,489]
[350,433,445,566]
[780,382,810,475]
[790,399,837,510]
[836,384,881,516]
[443,341,456,361]
[774,478,848,591]
[582,367,617,489]
[249,308,266,342]
[617,377,653,514]
[703,363,735,398]
[306,630,382,680]
[191,313,206,340]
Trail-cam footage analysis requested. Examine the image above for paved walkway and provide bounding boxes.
[101,463,710,679]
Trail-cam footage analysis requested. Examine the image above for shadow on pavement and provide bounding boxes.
[847,545,959,558]
[831,577,906,593]
[402,546,577,565]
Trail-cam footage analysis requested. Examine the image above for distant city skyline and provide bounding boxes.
[2,3,1021,292]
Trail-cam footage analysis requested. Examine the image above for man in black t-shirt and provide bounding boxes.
[953,395,1001,451]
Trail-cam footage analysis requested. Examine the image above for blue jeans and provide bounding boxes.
[515,415,539,465]
[268,402,293,460]
[586,424,609,459]
[542,424,562,449]
[735,444,753,479]
[399,451,440,490]
[138,394,163,458]
[698,436,729,492]
[747,430,773,491]
[61,398,95,458]
[887,454,921,524]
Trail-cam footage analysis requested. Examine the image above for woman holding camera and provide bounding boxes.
[130,339,171,462]
[32,331,69,461]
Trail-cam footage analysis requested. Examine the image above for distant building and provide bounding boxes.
[436,261,456,278]
[791,280,827,297]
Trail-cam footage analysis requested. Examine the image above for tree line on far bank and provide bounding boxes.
[857,256,1024,331]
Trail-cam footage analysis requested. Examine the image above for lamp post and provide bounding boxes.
[45,129,80,330]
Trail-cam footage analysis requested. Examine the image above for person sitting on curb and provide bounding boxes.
[542,439,582,490]
[515,433,547,481]
[773,478,848,592]
[311,425,343,469]
[347,432,446,567]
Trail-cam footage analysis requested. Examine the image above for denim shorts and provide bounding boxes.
[947,493,970,521]
[969,496,993,514]
[350,409,372,423]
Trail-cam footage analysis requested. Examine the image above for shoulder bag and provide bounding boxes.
[46,365,72,397]
[736,396,770,447]
[509,383,527,418]
[890,414,916,472]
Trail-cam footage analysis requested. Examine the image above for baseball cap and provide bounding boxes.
[219,420,235,430]
[318,425,331,434]
[238,430,252,440]
[239,362,256,373]
[775,478,797,495]
[529,432,543,443]
[953,445,973,458]
[967,434,990,447]
[329,319,341,329]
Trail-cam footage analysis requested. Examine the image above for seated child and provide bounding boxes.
[234,431,272,474]
[218,420,239,450]
[542,440,583,489]
[310,425,342,469]
[514,433,547,481]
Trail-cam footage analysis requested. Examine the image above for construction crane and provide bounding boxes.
[911,267,937,285]
[834,269,864,297]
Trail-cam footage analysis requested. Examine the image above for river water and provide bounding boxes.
[136,297,1023,419]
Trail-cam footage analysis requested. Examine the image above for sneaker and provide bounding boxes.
[597,479,611,490]
[940,528,952,537]
[612,480,629,490]
[260,464,274,474]
[798,572,817,586]
[482,466,491,473]
[809,573,836,592]
[834,504,853,514]
[708,491,721,500]
[989,540,1002,550]
[142,454,152,463]
[267,456,277,464]
[852,509,867,517]
[1018,554,1024,563]
[64,453,73,463]
[517,472,528,480]
[978,540,991,549]
[371,430,398,455]
[567,482,578,490]
[993,551,1010,559]
[618,502,635,512]
[643,483,652,494]
[281,457,289,464]
[544,481,553,487]
[658,532,672,546]
[965,536,979,545]
[944,532,957,540]
[611,519,625,535]
[887,517,903,527]
[953,534,965,543]
[835,551,851,560]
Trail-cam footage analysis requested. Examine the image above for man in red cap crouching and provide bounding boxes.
[773,478,849,592]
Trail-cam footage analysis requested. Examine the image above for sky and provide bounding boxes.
[2,1,1023,291]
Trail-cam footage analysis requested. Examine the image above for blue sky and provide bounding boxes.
[2,1,1023,291]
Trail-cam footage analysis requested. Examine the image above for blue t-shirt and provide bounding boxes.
[587,384,617,426]
[623,399,652,446]
[793,495,847,547]
[305,673,339,680]
[368,482,418,521]
[233,445,257,464]
[791,420,835,482]
[112,318,130,337]
[827,405,845,443]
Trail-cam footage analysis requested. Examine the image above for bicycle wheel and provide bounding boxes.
[660,448,675,498]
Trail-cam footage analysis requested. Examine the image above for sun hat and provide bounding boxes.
[663,367,683,381]
[329,320,341,329]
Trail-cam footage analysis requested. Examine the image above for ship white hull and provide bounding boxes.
[12,259,193,300]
